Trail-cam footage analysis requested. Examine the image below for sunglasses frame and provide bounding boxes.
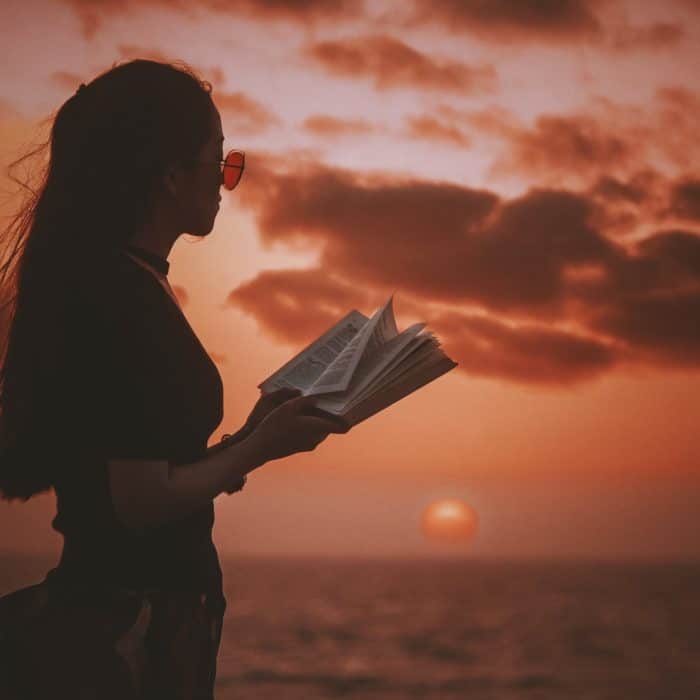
[220,150,245,190]
[197,149,245,190]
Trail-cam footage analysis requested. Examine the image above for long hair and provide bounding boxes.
[0,59,215,500]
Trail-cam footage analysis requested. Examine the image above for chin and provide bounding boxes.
[186,220,216,238]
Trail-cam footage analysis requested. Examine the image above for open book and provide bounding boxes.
[257,294,458,430]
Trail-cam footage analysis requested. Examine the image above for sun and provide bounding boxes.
[421,499,478,544]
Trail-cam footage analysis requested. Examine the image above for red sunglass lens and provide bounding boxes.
[223,151,244,190]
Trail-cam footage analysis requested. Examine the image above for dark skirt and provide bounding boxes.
[0,568,227,699]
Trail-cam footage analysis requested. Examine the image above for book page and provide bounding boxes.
[311,322,426,413]
[257,310,368,394]
[343,339,443,411]
[306,294,399,396]
[341,354,458,428]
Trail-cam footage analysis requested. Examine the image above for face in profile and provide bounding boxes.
[178,104,225,238]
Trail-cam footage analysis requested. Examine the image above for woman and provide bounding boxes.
[0,59,345,699]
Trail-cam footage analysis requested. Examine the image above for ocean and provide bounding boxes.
[1,554,699,699]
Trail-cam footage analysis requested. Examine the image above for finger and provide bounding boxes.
[288,394,320,410]
[301,405,344,423]
[297,415,347,434]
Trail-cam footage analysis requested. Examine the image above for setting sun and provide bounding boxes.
[421,499,478,544]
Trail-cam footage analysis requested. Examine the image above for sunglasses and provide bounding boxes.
[219,150,245,190]
[197,149,245,191]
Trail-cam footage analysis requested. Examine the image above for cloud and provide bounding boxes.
[404,1,682,51]
[226,267,371,346]
[591,289,700,366]
[609,22,684,51]
[225,153,700,384]
[431,311,617,384]
[459,88,700,189]
[236,157,614,317]
[214,91,282,136]
[481,112,639,184]
[591,175,648,205]
[303,35,496,93]
[302,115,376,138]
[405,0,604,43]
[402,115,471,148]
[669,178,700,222]
[60,0,361,40]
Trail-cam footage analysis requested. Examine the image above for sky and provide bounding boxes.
[0,0,699,561]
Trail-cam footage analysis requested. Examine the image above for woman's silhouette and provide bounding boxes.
[0,59,344,699]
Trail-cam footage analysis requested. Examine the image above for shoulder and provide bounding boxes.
[70,247,159,303]
[64,248,165,339]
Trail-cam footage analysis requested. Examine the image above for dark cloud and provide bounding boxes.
[489,114,636,182]
[303,35,496,93]
[225,153,700,384]
[459,89,700,190]
[61,0,361,39]
[586,170,669,238]
[669,178,700,222]
[591,175,648,205]
[403,115,471,148]
[236,157,615,317]
[432,311,617,385]
[404,1,682,51]
[591,290,700,366]
[302,115,375,138]
[405,0,604,42]
[224,263,618,385]
[609,22,684,51]
[226,268,371,345]
[653,88,700,172]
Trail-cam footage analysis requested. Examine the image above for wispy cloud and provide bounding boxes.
[60,0,363,39]
[302,115,376,138]
[303,35,496,93]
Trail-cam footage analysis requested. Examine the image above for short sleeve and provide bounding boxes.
[65,261,178,462]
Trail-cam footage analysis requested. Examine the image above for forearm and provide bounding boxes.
[205,421,256,458]
[108,431,264,533]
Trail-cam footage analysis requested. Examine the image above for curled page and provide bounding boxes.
[306,294,399,396]
[312,321,427,414]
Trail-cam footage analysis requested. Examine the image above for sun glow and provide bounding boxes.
[421,499,478,544]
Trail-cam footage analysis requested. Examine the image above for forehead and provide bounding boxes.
[204,106,224,146]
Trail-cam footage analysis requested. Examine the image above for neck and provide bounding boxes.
[128,220,178,260]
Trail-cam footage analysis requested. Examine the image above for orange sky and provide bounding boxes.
[1,0,699,560]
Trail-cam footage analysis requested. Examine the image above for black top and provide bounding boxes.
[47,245,225,599]
[123,243,170,276]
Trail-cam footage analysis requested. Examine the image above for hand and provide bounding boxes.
[248,394,348,464]
[244,387,303,431]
